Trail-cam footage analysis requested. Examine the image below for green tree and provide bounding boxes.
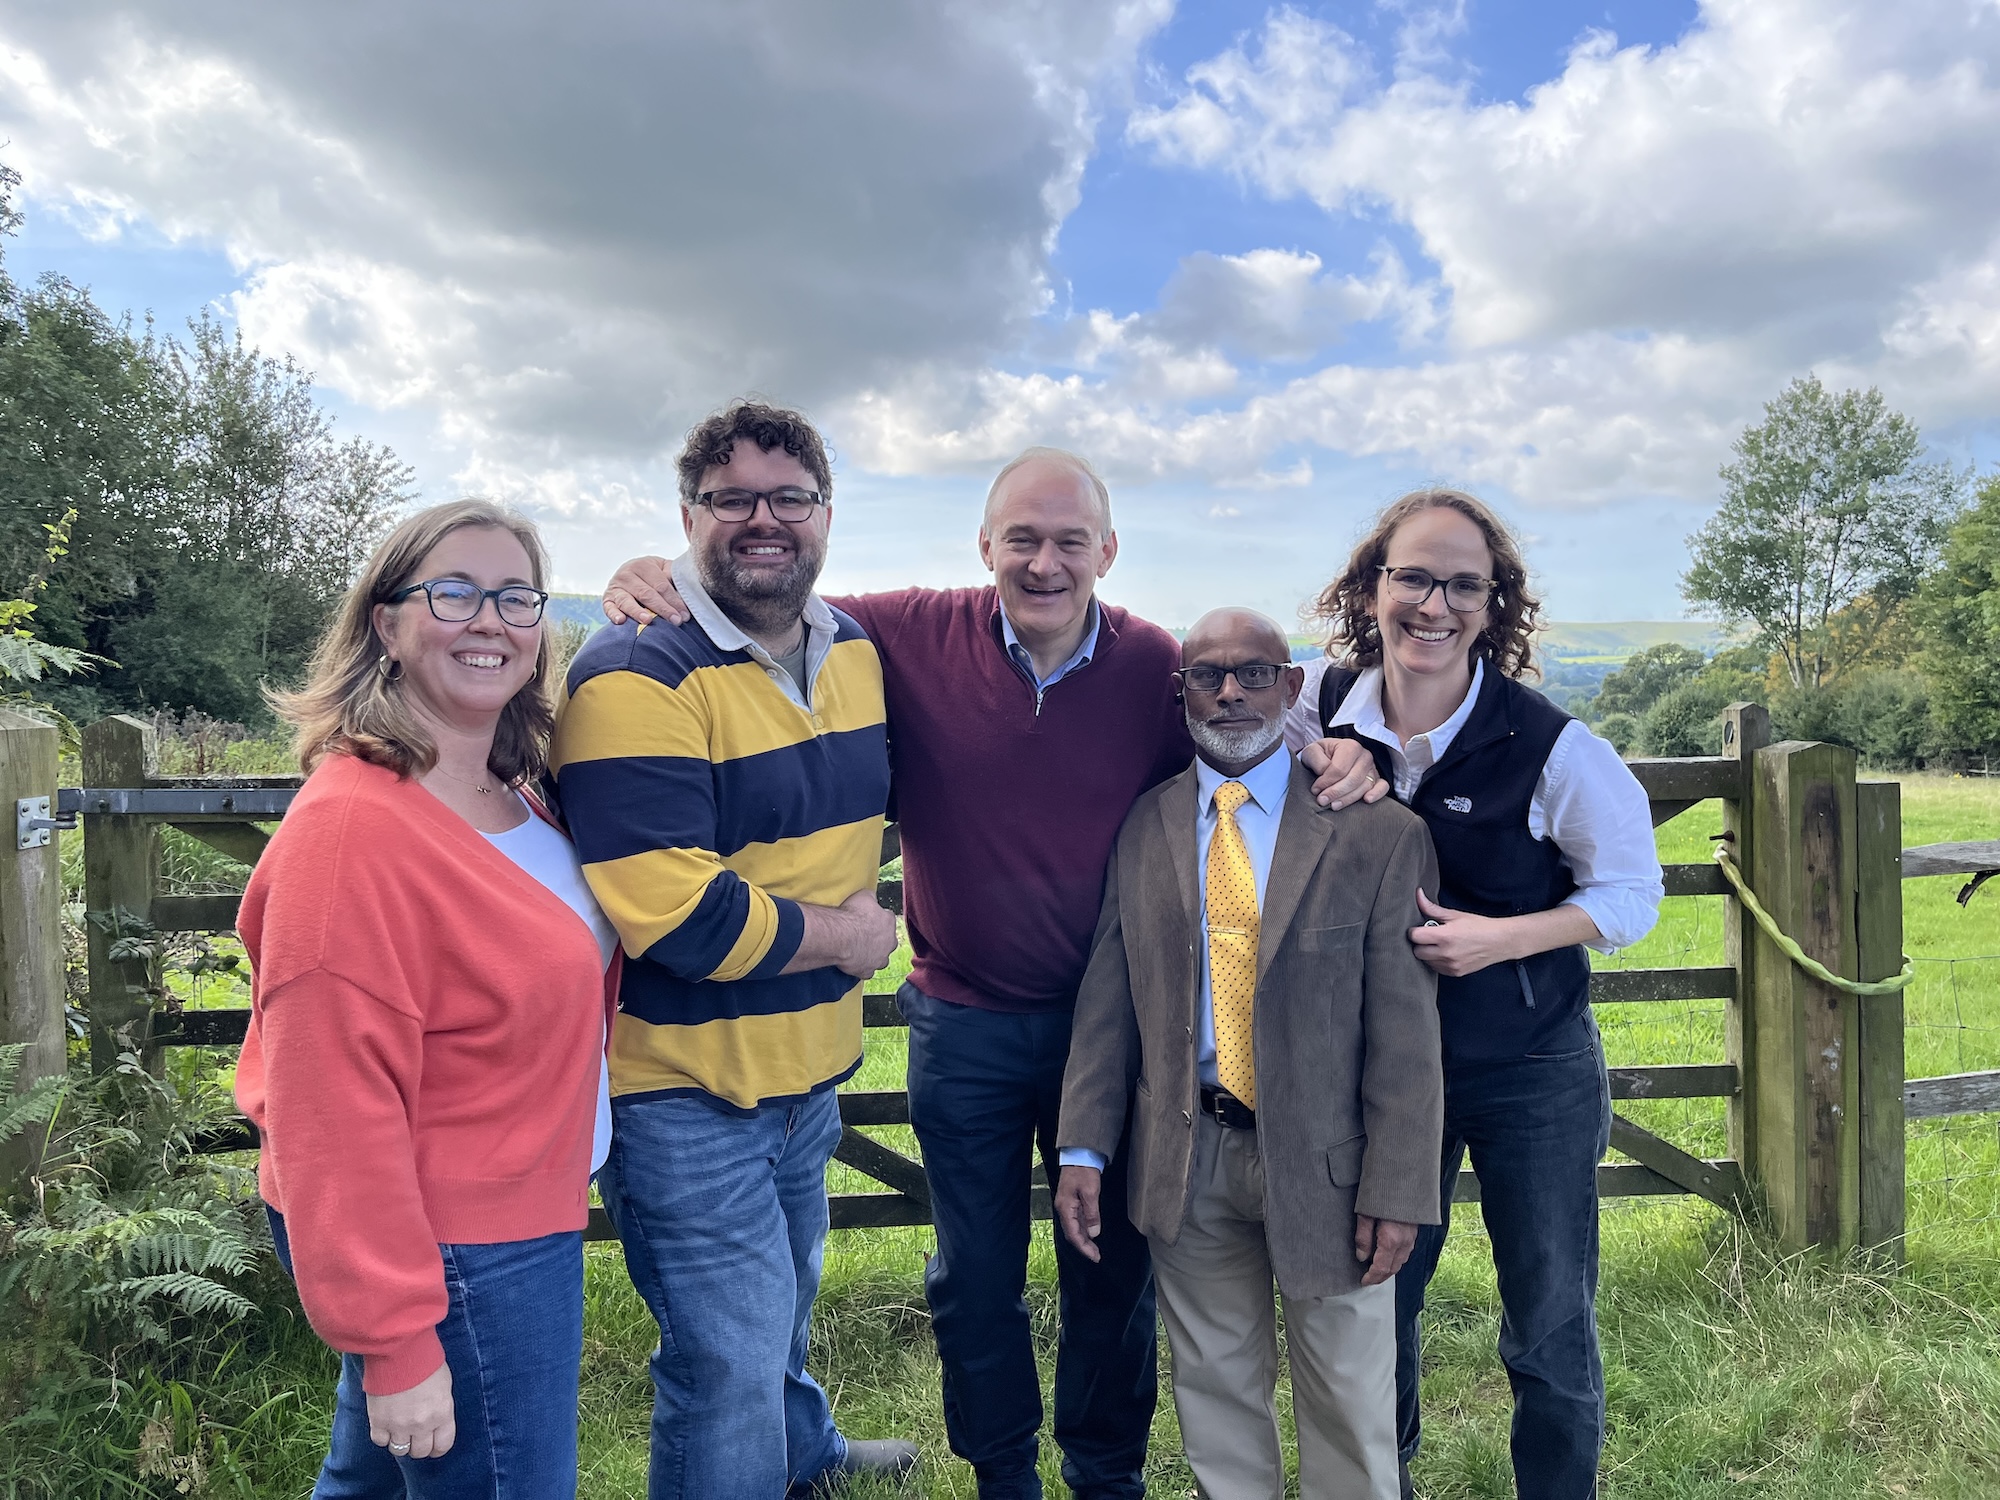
[1591,642,1706,719]
[1682,375,1967,689]
[0,162,412,723]
[1915,474,2000,755]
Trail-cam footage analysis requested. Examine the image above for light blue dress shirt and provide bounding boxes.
[1060,741,1291,1172]
[1001,600,1100,706]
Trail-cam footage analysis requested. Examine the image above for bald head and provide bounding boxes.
[1183,608,1291,666]
[1179,608,1304,776]
[982,448,1112,538]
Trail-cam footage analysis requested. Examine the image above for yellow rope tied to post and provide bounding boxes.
[1711,843,1915,996]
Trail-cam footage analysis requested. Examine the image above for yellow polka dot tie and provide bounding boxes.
[1207,780,1260,1109]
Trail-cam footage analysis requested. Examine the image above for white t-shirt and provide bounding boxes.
[484,798,619,1173]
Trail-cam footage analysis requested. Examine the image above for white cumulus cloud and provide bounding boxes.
[851,0,2000,507]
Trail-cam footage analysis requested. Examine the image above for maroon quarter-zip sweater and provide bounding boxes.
[833,586,1192,1013]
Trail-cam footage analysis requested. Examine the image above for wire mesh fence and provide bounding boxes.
[1905,954,2000,1238]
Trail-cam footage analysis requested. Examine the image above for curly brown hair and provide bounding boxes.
[269,499,556,784]
[1305,488,1544,680]
[676,400,833,507]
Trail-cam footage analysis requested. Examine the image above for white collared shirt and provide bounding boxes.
[1282,658,1663,953]
[670,555,839,711]
[1059,742,1290,1173]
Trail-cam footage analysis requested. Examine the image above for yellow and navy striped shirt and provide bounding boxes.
[550,561,890,1113]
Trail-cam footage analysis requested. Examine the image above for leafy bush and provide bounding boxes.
[0,1044,268,1372]
[1769,670,1935,770]
[1638,680,1735,756]
[1590,642,1707,720]
[0,1043,315,1497]
[1596,712,1641,754]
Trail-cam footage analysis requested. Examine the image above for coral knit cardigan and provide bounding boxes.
[235,753,616,1395]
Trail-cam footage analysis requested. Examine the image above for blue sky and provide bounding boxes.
[3,0,1995,625]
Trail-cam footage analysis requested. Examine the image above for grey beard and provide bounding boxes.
[697,549,821,637]
[1188,716,1284,766]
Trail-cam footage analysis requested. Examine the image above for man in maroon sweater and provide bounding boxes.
[603,449,1378,1498]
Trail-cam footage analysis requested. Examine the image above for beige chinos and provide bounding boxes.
[1150,1114,1399,1500]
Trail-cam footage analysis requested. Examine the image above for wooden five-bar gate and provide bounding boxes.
[3,701,1990,1255]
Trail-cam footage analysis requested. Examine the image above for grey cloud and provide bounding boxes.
[1150,246,1434,361]
[0,1,1169,478]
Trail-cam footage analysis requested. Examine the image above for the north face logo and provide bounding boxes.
[1443,795,1472,813]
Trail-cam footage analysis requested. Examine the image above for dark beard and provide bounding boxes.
[696,546,822,638]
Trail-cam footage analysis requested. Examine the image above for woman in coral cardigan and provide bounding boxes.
[236,499,618,1498]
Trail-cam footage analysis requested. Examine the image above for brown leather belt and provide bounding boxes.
[1198,1085,1256,1130]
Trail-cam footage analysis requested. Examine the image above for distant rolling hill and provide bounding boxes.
[1537,620,1730,662]
[547,593,610,631]
[1285,620,1728,663]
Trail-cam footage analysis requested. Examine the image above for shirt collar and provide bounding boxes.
[1331,658,1485,754]
[1194,740,1292,817]
[670,554,836,659]
[1000,598,1100,688]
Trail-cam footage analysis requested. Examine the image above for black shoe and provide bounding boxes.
[1400,1459,1416,1500]
[799,1438,919,1495]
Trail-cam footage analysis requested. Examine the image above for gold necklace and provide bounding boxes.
[433,764,504,797]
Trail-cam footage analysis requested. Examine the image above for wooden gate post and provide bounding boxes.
[1744,740,1864,1252]
[1,710,66,1186]
[1854,779,1906,1259]
[1722,703,1770,1174]
[81,716,162,1074]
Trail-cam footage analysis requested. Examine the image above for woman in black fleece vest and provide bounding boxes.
[1285,489,1662,1500]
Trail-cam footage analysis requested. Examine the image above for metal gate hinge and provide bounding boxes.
[16,796,77,850]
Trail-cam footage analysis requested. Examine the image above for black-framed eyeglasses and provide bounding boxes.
[388,578,550,628]
[1377,566,1499,613]
[1175,662,1287,693]
[694,487,825,522]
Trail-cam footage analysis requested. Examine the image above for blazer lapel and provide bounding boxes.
[1257,764,1335,982]
[1157,765,1201,931]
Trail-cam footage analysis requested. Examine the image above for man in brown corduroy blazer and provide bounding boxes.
[1055,607,1444,1500]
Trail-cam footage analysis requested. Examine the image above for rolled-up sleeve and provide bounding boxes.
[1535,720,1664,952]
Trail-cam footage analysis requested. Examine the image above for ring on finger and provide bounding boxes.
[389,1441,412,1456]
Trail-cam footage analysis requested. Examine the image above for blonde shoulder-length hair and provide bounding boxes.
[271,499,556,783]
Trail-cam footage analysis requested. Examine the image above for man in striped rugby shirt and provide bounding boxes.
[552,401,917,1499]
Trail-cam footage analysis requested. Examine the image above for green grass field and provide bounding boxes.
[16,775,2000,1498]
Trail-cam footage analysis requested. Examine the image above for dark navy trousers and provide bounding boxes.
[898,982,1157,1500]
[1394,1023,1613,1500]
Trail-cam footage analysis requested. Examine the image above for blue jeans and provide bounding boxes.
[1393,1026,1613,1500]
[598,1085,847,1500]
[899,983,1157,1500]
[266,1207,583,1500]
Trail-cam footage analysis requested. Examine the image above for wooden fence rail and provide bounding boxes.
[2,702,1989,1257]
